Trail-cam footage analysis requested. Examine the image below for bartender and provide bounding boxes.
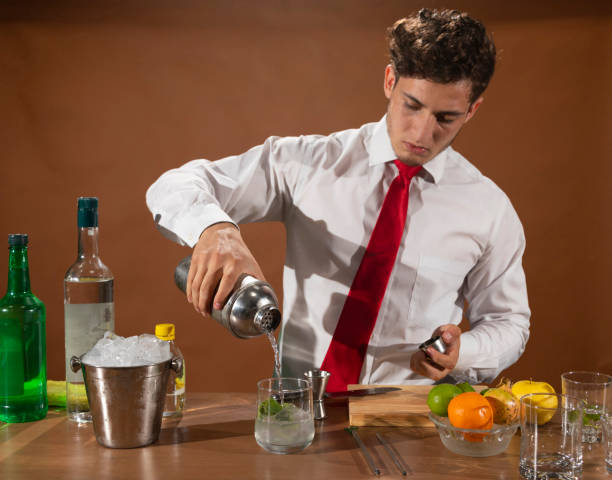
[146,8,530,392]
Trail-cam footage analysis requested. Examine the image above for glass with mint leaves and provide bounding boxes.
[561,371,612,444]
[255,377,314,454]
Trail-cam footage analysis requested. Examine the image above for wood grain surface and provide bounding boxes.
[1,392,609,479]
[348,385,485,427]
[349,385,434,427]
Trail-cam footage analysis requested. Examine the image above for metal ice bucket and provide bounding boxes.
[70,355,183,448]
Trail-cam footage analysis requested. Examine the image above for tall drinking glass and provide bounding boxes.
[519,393,583,480]
[561,371,612,443]
[255,377,314,454]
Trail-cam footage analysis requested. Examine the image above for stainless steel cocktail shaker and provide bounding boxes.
[174,256,281,339]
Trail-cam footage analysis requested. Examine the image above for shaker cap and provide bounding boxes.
[8,233,28,246]
[77,196,99,228]
[219,275,281,338]
[155,323,176,341]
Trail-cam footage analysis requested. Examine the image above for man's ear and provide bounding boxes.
[465,97,484,123]
[384,65,396,99]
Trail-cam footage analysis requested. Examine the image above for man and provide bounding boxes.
[146,8,530,391]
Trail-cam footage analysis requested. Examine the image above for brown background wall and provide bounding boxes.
[1,1,611,393]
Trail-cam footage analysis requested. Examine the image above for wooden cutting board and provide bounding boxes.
[347,384,485,427]
[348,384,434,427]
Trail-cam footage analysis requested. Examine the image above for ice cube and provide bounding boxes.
[81,332,172,367]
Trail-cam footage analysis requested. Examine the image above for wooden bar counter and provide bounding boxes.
[0,393,608,479]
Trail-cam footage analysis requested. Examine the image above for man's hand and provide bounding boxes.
[186,222,265,316]
[410,324,461,381]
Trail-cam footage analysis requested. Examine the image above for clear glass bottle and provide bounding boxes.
[155,323,185,417]
[0,234,47,423]
[64,197,114,423]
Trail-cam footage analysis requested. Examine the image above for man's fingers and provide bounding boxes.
[186,259,197,303]
[410,350,427,376]
[189,263,205,312]
[411,351,446,380]
[186,223,265,317]
[198,270,221,315]
[434,324,461,346]
[419,359,447,381]
[426,347,454,370]
[214,272,240,310]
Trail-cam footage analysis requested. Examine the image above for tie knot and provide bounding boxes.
[394,159,422,181]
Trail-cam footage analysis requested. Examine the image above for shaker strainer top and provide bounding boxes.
[223,276,281,338]
[254,305,282,333]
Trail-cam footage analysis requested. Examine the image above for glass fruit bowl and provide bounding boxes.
[428,413,519,457]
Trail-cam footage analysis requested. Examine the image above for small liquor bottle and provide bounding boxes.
[155,323,185,417]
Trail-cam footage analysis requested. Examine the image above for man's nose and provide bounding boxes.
[412,112,436,145]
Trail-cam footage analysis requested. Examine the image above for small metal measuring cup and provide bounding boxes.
[304,369,330,420]
[419,335,447,355]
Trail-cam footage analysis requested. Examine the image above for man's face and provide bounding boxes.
[383,66,483,166]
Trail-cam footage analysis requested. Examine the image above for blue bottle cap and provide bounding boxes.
[77,197,99,228]
[8,234,28,246]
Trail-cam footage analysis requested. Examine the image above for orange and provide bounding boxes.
[447,392,493,442]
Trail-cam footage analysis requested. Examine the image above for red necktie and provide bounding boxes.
[321,160,422,392]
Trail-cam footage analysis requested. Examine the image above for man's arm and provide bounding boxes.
[452,196,531,383]
[146,136,307,316]
[408,195,530,384]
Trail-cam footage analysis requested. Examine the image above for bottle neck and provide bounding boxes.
[77,227,100,260]
[6,245,31,295]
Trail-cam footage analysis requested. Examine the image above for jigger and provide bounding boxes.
[304,369,330,420]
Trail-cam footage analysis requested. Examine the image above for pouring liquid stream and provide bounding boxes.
[266,331,283,402]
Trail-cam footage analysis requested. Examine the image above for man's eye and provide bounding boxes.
[436,116,453,124]
[404,103,419,111]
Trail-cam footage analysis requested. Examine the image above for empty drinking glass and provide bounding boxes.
[519,393,583,480]
[255,377,314,454]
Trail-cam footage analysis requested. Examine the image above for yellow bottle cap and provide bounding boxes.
[155,323,175,341]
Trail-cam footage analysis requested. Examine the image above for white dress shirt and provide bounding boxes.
[146,116,530,385]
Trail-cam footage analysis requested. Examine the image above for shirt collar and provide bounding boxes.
[368,114,448,184]
[368,115,397,167]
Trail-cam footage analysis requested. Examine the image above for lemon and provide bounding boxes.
[427,383,462,417]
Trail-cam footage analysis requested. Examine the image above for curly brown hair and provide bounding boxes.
[388,8,496,104]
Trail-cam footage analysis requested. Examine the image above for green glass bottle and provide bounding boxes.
[0,234,47,423]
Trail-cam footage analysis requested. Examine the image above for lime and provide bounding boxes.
[427,383,462,417]
[47,380,67,408]
[457,382,475,393]
[47,380,87,409]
